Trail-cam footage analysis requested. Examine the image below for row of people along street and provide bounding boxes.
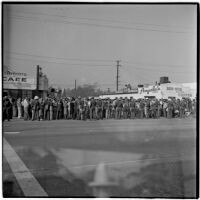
[3,96,196,121]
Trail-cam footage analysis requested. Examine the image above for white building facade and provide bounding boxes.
[99,82,196,100]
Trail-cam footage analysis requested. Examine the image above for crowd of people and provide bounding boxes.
[3,95,196,122]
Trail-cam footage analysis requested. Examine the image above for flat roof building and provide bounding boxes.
[3,65,49,99]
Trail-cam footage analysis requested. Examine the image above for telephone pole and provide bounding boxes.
[116,60,121,92]
[75,80,77,91]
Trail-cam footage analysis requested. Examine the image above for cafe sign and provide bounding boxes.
[3,71,36,90]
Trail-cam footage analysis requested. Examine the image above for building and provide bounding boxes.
[3,65,49,99]
[99,78,196,100]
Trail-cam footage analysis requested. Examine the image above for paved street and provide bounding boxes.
[3,117,196,197]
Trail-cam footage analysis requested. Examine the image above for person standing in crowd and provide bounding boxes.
[56,99,63,120]
[156,99,161,118]
[135,100,140,118]
[31,96,40,121]
[17,98,22,119]
[173,99,179,118]
[8,97,13,119]
[12,98,17,118]
[72,98,76,120]
[44,97,50,120]
[98,98,103,119]
[89,97,95,120]
[188,99,192,113]
[23,97,30,121]
[139,99,145,119]
[108,99,113,119]
[159,99,163,117]
[21,98,25,118]
[179,99,186,118]
[63,98,68,120]
[84,98,90,119]
[150,99,157,118]
[39,98,45,121]
[110,99,114,119]
[145,98,151,118]
[105,98,110,119]
[167,98,173,119]
[95,98,99,120]
[192,98,196,115]
[67,98,71,119]
[163,100,168,118]
[114,97,119,119]
[49,98,54,120]
[28,98,33,119]
[123,97,129,119]
[3,96,12,121]
[79,98,85,120]
[101,98,106,119]
[130,98,136,119]
[70,97,75,120]
[52,99,57,120]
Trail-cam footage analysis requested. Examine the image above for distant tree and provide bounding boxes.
[63,84,104,98]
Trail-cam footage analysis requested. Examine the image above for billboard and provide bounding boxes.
[3,71,36,90]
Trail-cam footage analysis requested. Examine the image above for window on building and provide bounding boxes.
[167,87,173,90]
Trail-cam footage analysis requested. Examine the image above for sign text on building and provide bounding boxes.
[3,71,36,90]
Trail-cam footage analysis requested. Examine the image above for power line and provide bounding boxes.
[6,52,194,70]
[5,55,194,74]
[5,51,115,63]
[124,60,192,68]
[5,55,115,67]
[7,9,194,31]
[123,64,195,74]
[7,13,194,35]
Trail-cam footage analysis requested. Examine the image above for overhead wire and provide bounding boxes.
[124,63,195,74]
[5,55,115,67]
[6,13,194,35]
[123,60,191,68]
[5,51,115,63]
[5,52,195,73]
[7,9,194,30]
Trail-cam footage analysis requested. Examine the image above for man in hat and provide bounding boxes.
[31,96,40,121]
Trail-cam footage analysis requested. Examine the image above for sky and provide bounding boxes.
[3,4,197,91]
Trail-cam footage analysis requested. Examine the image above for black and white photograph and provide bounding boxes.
[2,2,198,198]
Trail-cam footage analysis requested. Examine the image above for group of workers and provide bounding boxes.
[3,95,196,122]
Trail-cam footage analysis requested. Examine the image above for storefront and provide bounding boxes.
[3,69,49,99]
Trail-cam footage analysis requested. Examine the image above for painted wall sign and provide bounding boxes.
[3,71,36,90]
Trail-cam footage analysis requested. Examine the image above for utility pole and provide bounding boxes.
[116,60,121,92]
[75,80,77,91]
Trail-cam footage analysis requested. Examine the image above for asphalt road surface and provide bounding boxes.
[3,117,197,198]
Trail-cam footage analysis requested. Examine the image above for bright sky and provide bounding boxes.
[3,4,197,91]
